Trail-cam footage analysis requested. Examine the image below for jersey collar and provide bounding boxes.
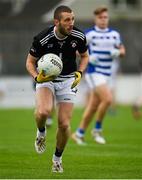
[94,25,109,32]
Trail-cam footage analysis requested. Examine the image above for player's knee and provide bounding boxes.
[58,121,70,131]
[36,108,51,119]
[104,96,112,106]
[90,105,98,113]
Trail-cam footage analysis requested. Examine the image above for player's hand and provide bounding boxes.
[71,71,82,89]
[89,54,99,65]
[35,70,56,83]
[110,49,120,59]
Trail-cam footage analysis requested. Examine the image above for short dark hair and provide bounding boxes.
[94,6,108,15]
[54,5,72,20]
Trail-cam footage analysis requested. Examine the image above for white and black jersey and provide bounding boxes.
[29,26,87,75]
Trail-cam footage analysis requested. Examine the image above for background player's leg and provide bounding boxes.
[72,91,100,145]
[92,84,112,144]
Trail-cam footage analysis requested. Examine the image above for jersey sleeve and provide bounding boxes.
[85,31,92,45]
[77,35,88,54]
[115,32,123,47]
[29,36,43,58]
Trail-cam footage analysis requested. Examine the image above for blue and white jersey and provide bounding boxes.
[85,26,122,76]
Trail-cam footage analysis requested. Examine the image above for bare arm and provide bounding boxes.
[119,44,126,57]
[78,50,89,73]
[26,54,38,79]
[71,50,89,89]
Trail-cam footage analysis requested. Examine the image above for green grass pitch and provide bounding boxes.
[0,106,142,179]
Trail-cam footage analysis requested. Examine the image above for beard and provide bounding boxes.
[58,25,70,36]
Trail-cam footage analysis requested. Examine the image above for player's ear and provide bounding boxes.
[54,19,59,26]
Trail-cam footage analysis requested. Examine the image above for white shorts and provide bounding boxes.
[85,72,110,89]
[36,76,77,103]
[109,60,119,89]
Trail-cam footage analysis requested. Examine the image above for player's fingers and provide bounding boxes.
[71,81,77,89]
[39,69,43,74]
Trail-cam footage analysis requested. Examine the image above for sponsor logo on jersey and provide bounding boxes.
[64,98,71,101]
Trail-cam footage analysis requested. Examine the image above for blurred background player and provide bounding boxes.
[84,58,120,117]
[131,73,142,120]
[132,96,142,119]
[108,58,120,115]
[33,80,53,127]
[72,6,125,145]
[131,52,142,120]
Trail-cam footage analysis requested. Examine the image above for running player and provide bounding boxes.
[72,6,125,145]
[26,5,89,172]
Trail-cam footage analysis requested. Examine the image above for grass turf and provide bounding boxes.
[0,106,142,179]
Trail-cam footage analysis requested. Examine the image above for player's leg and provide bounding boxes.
[108,60,119,115]
[52,102,73,173]
[92,84,112,144]
[108,87,117,115]
[80,91,99,129]
[52,77,75,173]
[57,102,73,149]
[33,80,54,127]
[132,96,142,119]
[72,90,100,145]
[35,87,54,154]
